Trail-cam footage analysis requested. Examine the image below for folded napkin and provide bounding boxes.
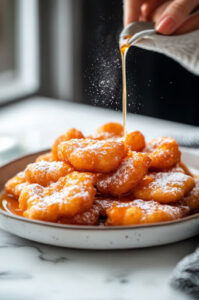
[171,246,199,298]
[135,30,199,75]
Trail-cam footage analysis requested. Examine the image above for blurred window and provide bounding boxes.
[0,0,39,104]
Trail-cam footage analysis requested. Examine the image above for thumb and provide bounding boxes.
[155,0,199,35]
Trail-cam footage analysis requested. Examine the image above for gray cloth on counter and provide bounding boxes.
[171,247,199,298]
[135,30,199,75]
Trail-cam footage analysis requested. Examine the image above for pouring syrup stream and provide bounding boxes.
[120,36,131,137]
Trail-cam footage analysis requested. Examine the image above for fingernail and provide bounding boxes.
[156,16,176,34]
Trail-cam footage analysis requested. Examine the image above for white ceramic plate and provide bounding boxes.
[0,149,199,250]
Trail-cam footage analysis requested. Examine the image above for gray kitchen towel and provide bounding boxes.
[171,246,199,298]
[135,29,199,75]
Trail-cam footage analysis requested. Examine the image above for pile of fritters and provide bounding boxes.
[4,122,199,225]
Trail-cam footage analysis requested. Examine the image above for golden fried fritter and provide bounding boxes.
[19,183,44,211]
[60,196,126,225]
[146,137,181,169]
[91,122,123,140]
[5,172,28,198]
[182,178,199,211]
[57,138,126,173]
[25,161,73,186]
[3,123,198,226]
[162,164,185,174]
[52,128,84,159]
[106,199,189,225]
[58,202,102,225]
[125,131,145,152]
[161,162,193,175]
[36,152,53,162]
[19,172,96,221]
[133,172,195,203]
[94,197,118,214]
[97,152,151,196]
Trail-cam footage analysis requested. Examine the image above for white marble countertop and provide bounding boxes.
[0,97,198,300]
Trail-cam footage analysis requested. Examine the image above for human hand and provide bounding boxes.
[124,0,199,34]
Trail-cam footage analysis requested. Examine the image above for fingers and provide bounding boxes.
[155,0,199,34]
[124,0,144,26]
[141,0,164,21]
[174,11,199,34]
[123,0,199,34]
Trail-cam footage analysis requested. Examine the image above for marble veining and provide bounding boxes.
[0,227,197,300]
[0,271,32,280]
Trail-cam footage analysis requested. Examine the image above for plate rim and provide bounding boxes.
[1,148,199,231]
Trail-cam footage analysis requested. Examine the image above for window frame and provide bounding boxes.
[0,0,39,104]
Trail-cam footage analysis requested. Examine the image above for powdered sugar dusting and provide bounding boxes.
[19,172,96,221]
[151,172,191,191]
[134,172,195,203]
[183,178,199,211]
[97,152,150,196]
